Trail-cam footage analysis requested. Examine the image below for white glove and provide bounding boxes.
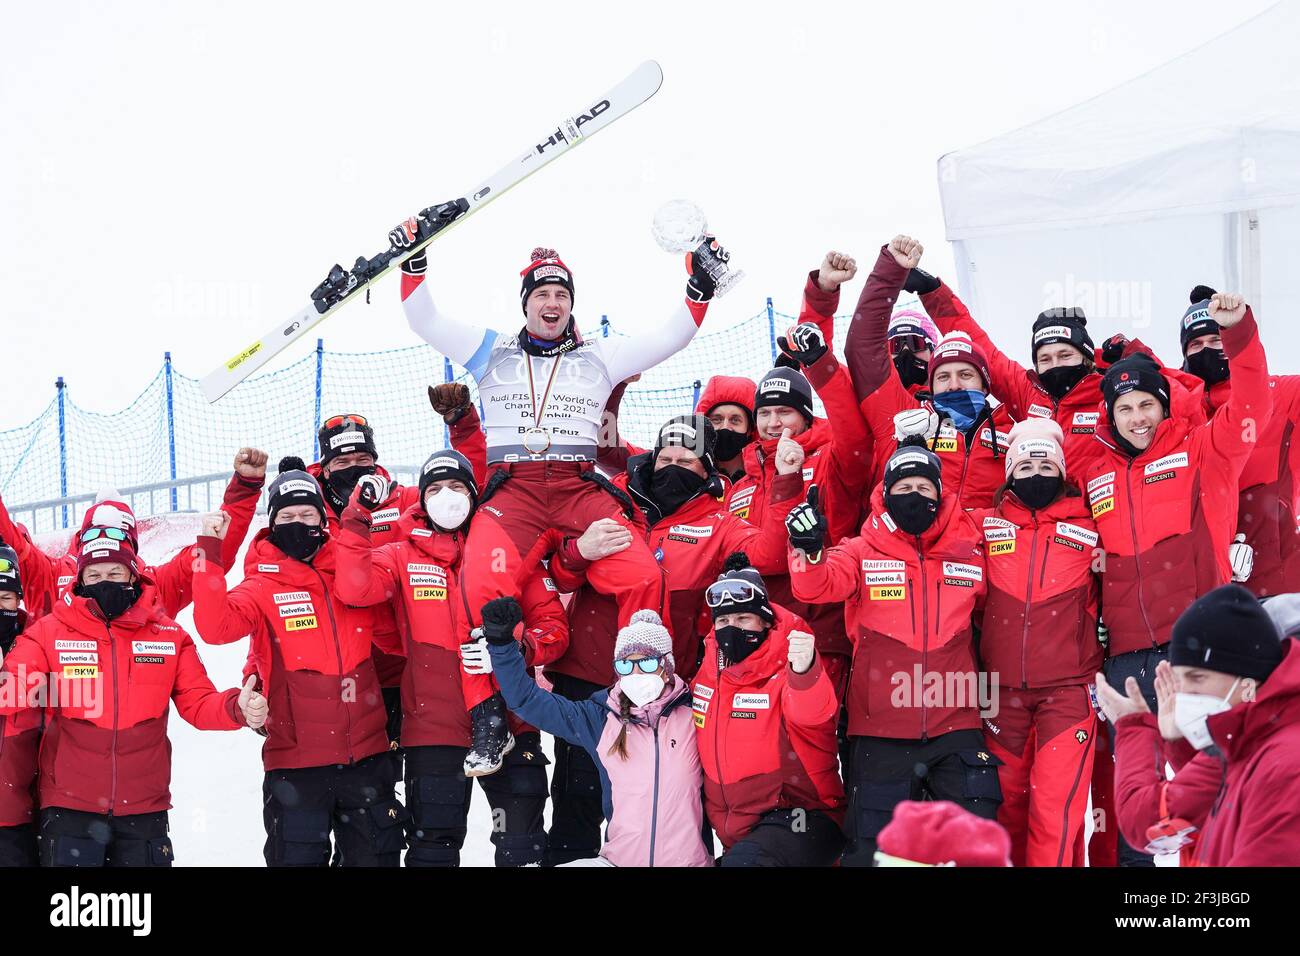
[356,473,391,511]
[1229,533,1254,583]
[893,407,939,442]
[787,630,816,674]
[459,635,493,675]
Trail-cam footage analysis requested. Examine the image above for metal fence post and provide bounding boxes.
[601,315,609,337]
[693,379,701,409]
[766,297,777,365]
[164,352,178,511]
[313,339,324,460]
[56,377,68,528]
[443,356,454,448]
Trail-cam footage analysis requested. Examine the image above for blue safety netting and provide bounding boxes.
[0,294,916,530]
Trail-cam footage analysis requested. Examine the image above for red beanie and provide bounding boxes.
[876,800,1012,867]
[927,332,991,393]
[76,530,141,579]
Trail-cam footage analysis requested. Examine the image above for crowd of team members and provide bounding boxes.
[1,230,1299,869]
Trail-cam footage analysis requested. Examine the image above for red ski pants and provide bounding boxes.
[983,684,1096,867]
[463,460,669,637]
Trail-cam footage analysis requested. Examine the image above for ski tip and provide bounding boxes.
[635,60,664,92]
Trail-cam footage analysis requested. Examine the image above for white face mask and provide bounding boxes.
[424,488,472,530]
[619,673,665,708]
[1174,678,1241,751]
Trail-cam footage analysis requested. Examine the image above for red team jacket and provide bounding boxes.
[973,492,1103,689]
[0,609,41,827]
[918,277,1161,485]
[333,502,568,748]
[193,531,391,771]
[548,461,800,686]
[0,472,263,623]
[1083,310,1271,655]
[1115,639,1300,866]
[249,410,491,695]
[790,486,987,740]
[725,282,873,667]
[691,605,845,848]
[1201,374,1300,597]
[0,580,242,816]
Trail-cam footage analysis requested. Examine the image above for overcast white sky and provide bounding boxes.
[0,0,1277,426]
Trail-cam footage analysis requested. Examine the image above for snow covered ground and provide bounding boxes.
[35,511,1173,867]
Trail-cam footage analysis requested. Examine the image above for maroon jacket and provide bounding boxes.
[972,492,1102,689]
[1116,639,1300,866]
[194,531,392,772]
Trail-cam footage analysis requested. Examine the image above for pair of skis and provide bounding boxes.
[200,61,664,403]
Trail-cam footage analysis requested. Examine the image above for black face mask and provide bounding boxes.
[884,491,940,536]
[1185,348,1231,386]
[270,521,326,562]
[0,609,21,654]
[715,624,768,665]
[323,464,376,512]
[893,350,929,389]
[649,464,707,515]
[1037,362,1089,401]
[74,581,140,622]
[1010,474,1063,511]
[711,428,752,463]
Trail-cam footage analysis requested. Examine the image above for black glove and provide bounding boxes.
[428,383,471,424]
[785,485,827,556]
[776,323,829,367]
[685,237,729,303]
[903,267,940,295]
[355,474,390,511]
[1100,333,1129,366]
[480,596,524,645]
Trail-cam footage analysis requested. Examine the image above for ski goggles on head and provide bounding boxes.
[80,527,129,544]
[888,334,930,356]
[323,413,368,429]
[614,656,663,676]
[0,557,16,574]
[705,579,762,609]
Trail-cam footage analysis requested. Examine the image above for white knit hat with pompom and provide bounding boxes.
[613,610,675,676]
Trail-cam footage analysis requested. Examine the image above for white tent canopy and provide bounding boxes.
[936,1,1300,369]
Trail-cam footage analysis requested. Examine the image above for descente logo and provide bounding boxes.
[50,886,151,936]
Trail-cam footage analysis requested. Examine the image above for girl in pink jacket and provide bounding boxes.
[485,604,712,867]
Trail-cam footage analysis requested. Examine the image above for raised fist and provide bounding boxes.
[428,383,472,424]
[785,485,827,557]
[355,474,390,511]
[817,251,857,293]
[776,323,829,368]
[200,511,231,540]
[1208,292,1247,327]
[888,235,924,270]
[234,448,268,480]
[480,596,524,645]
[893,407,939,442]
[787,630,815,674]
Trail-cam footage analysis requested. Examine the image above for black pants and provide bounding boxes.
[404,732,549,867]
[39,807,173,868]
[841,729,1003,867]
[543,672,606,866]
[719,809,845,868]
[263,751,406,867]
[1103,645,1167,868]
[0,823,38,867]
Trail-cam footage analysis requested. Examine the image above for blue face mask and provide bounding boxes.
[931,389,987,432]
